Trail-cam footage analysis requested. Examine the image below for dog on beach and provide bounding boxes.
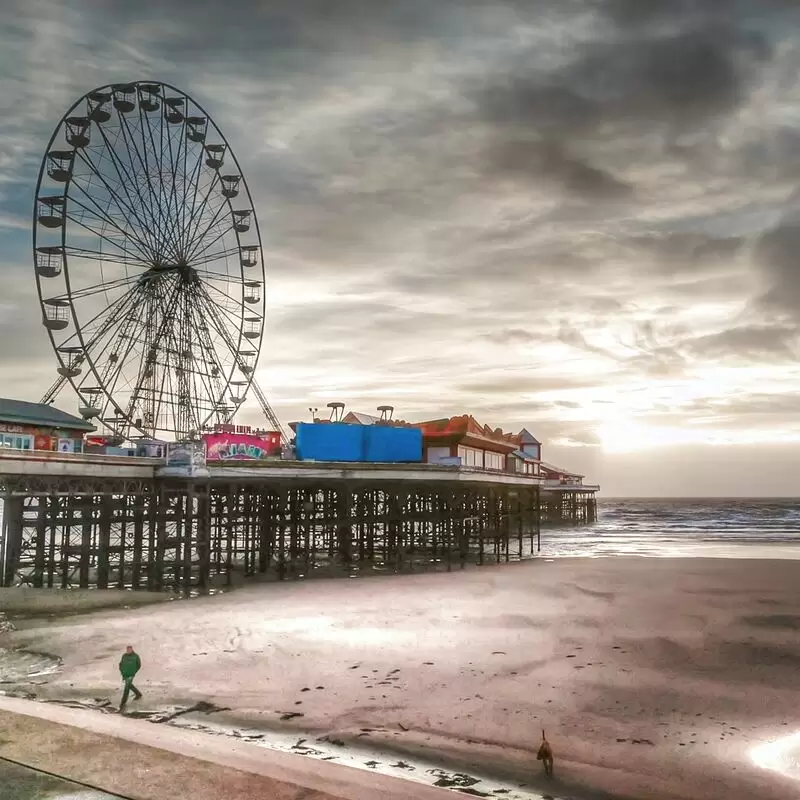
[537,729,554,778]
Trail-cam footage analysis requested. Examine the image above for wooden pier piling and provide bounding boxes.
[0,458,598,592]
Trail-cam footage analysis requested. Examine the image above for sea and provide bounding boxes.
[546,497,800,560]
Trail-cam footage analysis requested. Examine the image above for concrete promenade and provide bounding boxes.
[0,696,452,800]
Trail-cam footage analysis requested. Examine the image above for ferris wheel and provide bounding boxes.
[33,81,282,441]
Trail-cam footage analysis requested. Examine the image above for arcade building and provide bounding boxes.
[0,398,95,453]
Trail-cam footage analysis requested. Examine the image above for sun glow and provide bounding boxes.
[596,422,698,453]
[751,730,800,781]
[597,420,800,453]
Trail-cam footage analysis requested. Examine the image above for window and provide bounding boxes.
[1,434,33,450]
[458,446,482,467]
[485,451,504,471]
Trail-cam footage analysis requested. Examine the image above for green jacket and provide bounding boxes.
[119,651,141,679]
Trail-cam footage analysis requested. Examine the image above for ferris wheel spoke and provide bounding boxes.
[203,280,251,321]
[130,284,175,434]
[90,122,163,259]
[140,103,183,262]
[185,205,234,264]
[48,273,142,302]
[123,289,159,426]
[74,291,148,410]
[190,246,241,269]
[128,278,183,433]
[63,245,152,270]
[78,284,145,346]
[161,111,188,260]
[182,158,225,243]
[64,212,150,265]
[67,185,151,251]
[91,296,145,388]
[95,292,155,419]
[179,135,207,259]
[64,196,153,264]
[179,296,209,430]
[188,297,229,406]
[117,108,161,243]
[72,147,159,261]
[117,109,178,264]
[74,295,136,348]
[194,267,247,284]
[197,288,248,361]
[200,285,250,328]
[168,114,189,253]
[185,219,236,264]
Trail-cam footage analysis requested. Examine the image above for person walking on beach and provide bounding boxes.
[118,645,143,712]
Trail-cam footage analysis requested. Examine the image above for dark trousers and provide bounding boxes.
[120,676,142,708]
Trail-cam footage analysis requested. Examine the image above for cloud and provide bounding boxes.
[754,217,800,315]
[683,324,799,362]
[1,0,800,495]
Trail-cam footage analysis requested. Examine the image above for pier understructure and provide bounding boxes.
[0,454,597,592]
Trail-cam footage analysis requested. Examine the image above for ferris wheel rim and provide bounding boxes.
[32,79,267,439]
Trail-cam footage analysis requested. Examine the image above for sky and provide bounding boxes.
[3,0,800,496]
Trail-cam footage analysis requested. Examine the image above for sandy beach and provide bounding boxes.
[2,556,799,800]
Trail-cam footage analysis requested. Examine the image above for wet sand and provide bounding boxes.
[2,557,800,800]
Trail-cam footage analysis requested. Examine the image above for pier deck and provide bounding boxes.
[0,451,596,592]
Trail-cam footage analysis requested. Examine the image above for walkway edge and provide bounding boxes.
[0,695,452,800]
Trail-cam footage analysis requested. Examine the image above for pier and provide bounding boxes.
[0,450,597,592]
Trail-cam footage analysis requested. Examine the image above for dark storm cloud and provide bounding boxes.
[481,26,766,129]
[275,300,464,342]
[602,0,799,29]
[456,373,609,396]
[470,18,772,201]
[754,218,800,315]
[485,328,542,345]
[628,232,744,269]
[483,139,632,198]
[684,325,799,361]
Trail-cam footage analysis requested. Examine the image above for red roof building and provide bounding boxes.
[413,415,521,471]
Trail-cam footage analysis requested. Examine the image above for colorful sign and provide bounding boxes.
[203,432,280,461]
